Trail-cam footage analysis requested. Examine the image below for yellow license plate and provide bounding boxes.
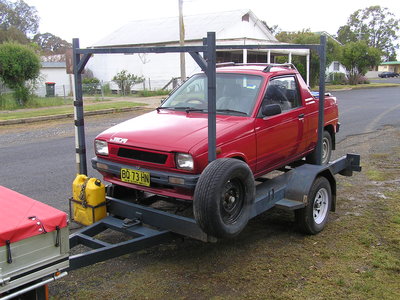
[120,168,150,187]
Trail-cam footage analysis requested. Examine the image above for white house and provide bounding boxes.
[87,9,311,90]
[35,62,73,97]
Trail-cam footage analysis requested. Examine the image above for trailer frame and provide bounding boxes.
[68,32,361,271]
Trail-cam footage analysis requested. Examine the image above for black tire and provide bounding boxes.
[193,158,255,239]
[295,176,332,234]
[306,130,332,165]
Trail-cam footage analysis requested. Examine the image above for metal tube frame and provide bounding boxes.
[67,34,361,271]
[72,32,327,174]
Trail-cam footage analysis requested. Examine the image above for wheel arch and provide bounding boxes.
[324,124,336,150]
[318,169,337,212]
[284,164,337,212]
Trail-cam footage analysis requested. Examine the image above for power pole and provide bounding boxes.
[179,0,186,81]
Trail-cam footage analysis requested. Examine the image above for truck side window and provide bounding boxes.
[262,76,300,113]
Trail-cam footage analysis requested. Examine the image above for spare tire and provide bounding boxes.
[193,158,255,239]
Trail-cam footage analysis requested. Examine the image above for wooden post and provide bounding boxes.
[179,0,186,81]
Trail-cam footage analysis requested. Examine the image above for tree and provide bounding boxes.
[33,32,72,56]
[337,6,399,60]
[0,42,41,104]
[339,41,381,85]
[275,30,341,87]
[0,26,29,44]
[0,0,39,35]
[112,70,144,95]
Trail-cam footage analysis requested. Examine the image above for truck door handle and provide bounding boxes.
[298,114,305,119]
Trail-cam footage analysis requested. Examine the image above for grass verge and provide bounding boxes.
[0,94,73,110]
[0,101,144,120]
[325,83,400,91]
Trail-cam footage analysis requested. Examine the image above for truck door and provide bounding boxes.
[255,75,306,172]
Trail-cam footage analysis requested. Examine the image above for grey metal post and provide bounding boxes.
[72,38,88,175]
[316,35,326,165]
[206,32,217,162]
[202,37,207,60]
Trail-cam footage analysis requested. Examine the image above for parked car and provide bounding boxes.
[378,71,399,78]
[92,63,339,237]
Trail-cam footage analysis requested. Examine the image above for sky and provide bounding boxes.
[21,0,400,48]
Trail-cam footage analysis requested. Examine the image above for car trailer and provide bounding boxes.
[68,32,361,271]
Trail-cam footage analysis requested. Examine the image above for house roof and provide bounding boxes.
[93,9,278,47]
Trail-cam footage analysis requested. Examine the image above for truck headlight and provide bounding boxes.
[175,153,194,170]
[95,140,109,156]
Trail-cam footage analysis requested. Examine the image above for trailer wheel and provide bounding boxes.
[306,130,332,165]
[296,176,332,234]
[193,158,255,239]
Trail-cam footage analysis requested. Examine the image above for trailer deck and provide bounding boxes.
[68,154,360,271]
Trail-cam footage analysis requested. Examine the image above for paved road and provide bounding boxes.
[0,87,399,211]
[334,86,400,142]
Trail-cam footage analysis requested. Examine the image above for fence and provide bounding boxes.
[80,78,183,97]
[1,76,183,101]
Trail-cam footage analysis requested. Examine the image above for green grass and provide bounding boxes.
[366,168,387,181]
[135,89,170,97]
[0,94,72,110]
[0,101,144,120]
[325,83,400,91]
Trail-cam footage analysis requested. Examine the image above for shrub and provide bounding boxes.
[82,77,100,95]
[328,72,347,85]
[0,42,41,105]
[102,82,111,95]
[357,76,370,84]
[112,70,144,95]
[137,89,170,97]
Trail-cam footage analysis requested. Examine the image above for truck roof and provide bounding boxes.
[216,63,298,74]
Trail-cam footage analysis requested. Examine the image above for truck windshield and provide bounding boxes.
[161,73,262,116]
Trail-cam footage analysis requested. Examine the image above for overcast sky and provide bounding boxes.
[22,0,400,48]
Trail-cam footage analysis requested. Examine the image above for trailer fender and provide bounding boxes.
[284,164,337,212]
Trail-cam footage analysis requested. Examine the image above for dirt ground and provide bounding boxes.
[50,125,400,300]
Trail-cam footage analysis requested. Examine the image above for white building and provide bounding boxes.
[87,9,311,90]
[35,62,73,97]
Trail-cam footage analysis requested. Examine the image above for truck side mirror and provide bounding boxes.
[262,103,282,117]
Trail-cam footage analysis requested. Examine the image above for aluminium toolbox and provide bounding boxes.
[0,186,69,296]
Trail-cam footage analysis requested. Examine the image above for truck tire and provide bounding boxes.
[193,158,255,239]
[295,176,332,234]
[306,130,332,165]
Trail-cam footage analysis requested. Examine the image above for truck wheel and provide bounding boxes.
[306,130,332,165]
[193,158,255,239]
[295,176,332,234]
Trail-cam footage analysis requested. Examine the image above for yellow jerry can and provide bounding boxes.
[72,174,106,225]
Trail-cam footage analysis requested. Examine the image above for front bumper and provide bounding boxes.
[92,157,200,200]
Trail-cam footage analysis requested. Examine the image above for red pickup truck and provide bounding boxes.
[92,64,339,237]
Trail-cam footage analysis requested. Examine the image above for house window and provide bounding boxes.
[333,62,340,71]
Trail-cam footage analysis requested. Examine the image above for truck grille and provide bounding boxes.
[117,148,168,164]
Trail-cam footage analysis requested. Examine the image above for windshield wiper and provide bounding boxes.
[157,106,205,113]
[216,109,247,116]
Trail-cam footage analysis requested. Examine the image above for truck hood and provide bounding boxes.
[96,110,251,153]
